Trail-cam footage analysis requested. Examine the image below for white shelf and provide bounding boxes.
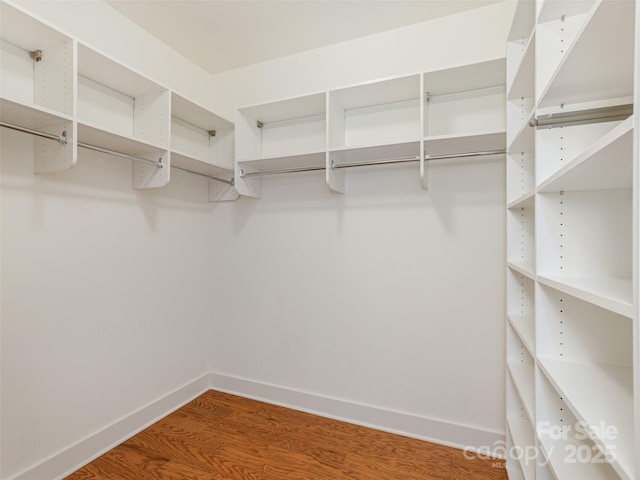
[507,314,535,357]
[508,110,535,154]
[508,0,536,41]
[538,358,633,480]
[538,433,620,480]
[507,191,535,210]
[537,116,633,192]
[536,0,595,24]
[423,58,505,96]
[0,97,72,128]
[507,416,536,479]
[538,0,635,109]
[331,75,419,112]
[237,150,326,172]
[507,362,535,422]
[507,261,536,280]
[78,44,165,99]
[170,93,234,174]
[240,92,326,124]
[507,31,535,101]
[536,275,633,319]
[330,141,419,165]
[78,122,166,156]
[170,151,233,177]
[424,130,505,156]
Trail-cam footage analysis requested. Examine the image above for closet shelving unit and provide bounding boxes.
[171,93,237,201]
[0,1,236,201]
[506,1,638,479]
[234,59,507,198]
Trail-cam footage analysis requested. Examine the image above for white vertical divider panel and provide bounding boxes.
[208,126,239,201]
[634,3,640,477]
[419,73,427,189]
[32,36,77,173]
[33,119,76,173]
[133,90,170,149]
[132,89,170,188]
[132,150,169,189]
[208,179,238,202]
[33,38,75,116]
[234,110,262,197]
[210,127,234,172]
[326,91,345,193]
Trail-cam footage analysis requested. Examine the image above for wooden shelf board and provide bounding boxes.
[171,150,232,176]
[538,1,635,108]
[330,140,420,164]
[507,313,535,357]
[507,261,536,280]
[537,274,633,319]
[538,357,633,480]
[237,150,326,171]
[78,122,167,156]
[0,98,72,129]
[537,116,633,192]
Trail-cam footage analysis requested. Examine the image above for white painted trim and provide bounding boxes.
[208,371,506,458]
[9,373,212,480]
[10,371,506,479]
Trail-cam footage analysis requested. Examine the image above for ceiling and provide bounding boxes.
[106,0,501,75]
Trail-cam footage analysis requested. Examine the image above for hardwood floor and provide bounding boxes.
[66,390,507,479]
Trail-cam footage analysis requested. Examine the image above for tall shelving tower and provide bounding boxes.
[505,1,639,479]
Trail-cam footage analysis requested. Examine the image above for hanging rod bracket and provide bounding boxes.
[256,121,264,129]
[208,130,216,137]
[30,49,43,62]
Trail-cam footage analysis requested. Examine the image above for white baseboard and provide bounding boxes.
[9,373,212,480]
[10,371,505,479]
[208,371,505,456]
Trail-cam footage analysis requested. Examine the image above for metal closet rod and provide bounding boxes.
[1,120,68,145]
[530,104,633,128]
[1,121,232,186]
[240,149,506,178]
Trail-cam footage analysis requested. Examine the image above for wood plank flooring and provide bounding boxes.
[66,390,507,479]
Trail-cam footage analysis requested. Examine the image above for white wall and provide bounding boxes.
[0,129,219,479]
[206,0,514,447]
[207,1,516,120]
[1,1,514,478]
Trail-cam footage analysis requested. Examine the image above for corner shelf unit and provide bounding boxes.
[505,1,639,479]
[0,0,236,201]
[234,59,507,198]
